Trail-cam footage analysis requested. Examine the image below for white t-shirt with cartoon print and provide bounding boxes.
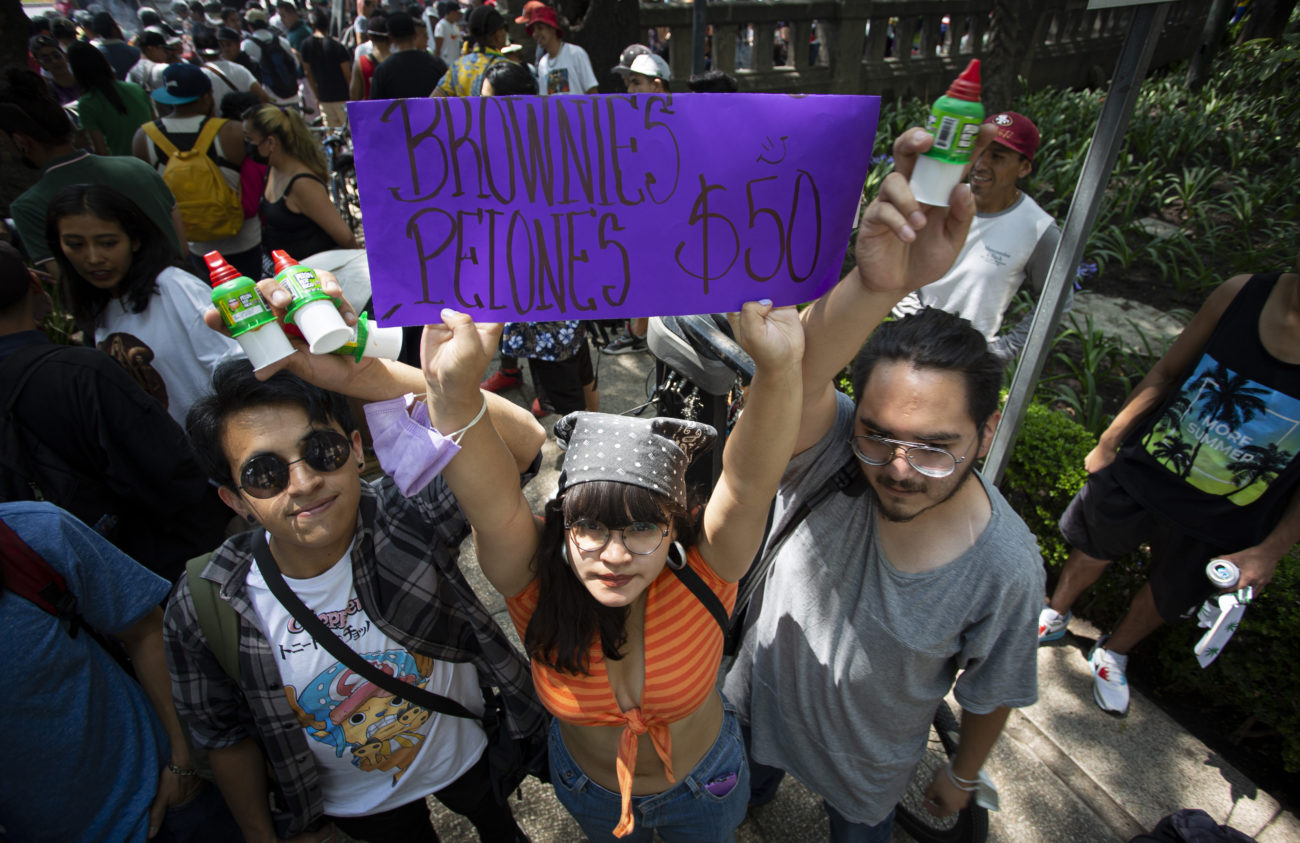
[537,42,598,95]
[245,537,487,816]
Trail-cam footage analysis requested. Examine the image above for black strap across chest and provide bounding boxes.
[251,530,482,721]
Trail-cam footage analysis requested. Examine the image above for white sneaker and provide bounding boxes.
[1038,607,1071,643]
[1088,636,1130,716]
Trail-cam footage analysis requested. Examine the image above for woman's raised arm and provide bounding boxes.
[699,301,804,581]
[421,310,540,597]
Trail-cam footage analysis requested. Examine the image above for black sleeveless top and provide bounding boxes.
[259,173,336,259]
[1112,272,1300,548]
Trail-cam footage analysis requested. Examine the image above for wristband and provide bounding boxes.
[448,395,488,445]
[167,763,199,777]
[944,760,980,792]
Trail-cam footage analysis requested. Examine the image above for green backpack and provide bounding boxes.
[185,554,241,682]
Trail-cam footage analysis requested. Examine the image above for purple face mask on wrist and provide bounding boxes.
[364,394,462,496]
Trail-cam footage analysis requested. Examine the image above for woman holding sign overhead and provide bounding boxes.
[391,300,802,841]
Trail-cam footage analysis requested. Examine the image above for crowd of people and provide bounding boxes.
[3,2,1299,842]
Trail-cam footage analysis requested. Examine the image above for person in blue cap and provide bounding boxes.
[132,62,262,280]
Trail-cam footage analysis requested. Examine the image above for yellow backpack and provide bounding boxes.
[142,118,243,242]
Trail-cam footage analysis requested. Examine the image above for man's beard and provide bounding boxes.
[870,460,977,524]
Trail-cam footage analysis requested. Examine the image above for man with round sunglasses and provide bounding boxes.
[162,295,549,843]
[722,128,1045,841]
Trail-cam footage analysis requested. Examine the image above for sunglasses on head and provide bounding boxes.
[237,429,353,498]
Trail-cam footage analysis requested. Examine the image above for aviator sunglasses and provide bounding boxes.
[237,429,354,498]
[850,434,967,478]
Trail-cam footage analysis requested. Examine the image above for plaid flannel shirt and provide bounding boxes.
[163,476,545,838]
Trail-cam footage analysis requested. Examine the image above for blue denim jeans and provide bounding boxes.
[151,780,244,843]
[741,722,894,842]
[548,703,750,843]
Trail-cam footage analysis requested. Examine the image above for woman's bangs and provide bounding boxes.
[562,481,670,526]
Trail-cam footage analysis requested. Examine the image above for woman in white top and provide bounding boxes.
[46,184,243,428]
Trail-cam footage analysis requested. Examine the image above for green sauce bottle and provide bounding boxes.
[271,249,352,354]
[911,59,984,207]
[205,251,294,371]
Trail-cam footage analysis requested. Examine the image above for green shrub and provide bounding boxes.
[1001,401,1094,568]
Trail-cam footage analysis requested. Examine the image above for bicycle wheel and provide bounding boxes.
[894,701,990,843]
[332,155,361,237]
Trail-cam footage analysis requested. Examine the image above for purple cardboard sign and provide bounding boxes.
[348,94,880,326]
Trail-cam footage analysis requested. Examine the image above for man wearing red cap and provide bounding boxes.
[523,3,597,95]
[894,110,1065,363]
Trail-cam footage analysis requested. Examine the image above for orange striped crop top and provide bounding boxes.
[505,546,737,837]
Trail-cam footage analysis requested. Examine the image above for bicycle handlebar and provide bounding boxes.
[677,315,754,383]
[647,313,754,397]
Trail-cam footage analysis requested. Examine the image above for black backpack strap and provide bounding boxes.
[667,545,729,635]
[1,345,69,501]
[251,531,482,721]
[724,456,867,654]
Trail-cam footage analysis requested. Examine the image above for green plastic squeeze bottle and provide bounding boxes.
[205,251,294,371]
[911,59,984,207]
[271,249,352,354]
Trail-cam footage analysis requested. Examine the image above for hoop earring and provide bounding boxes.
[561,541,570,567]
[667,541,687,570]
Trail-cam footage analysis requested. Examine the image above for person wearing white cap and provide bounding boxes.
[613,51,670,94]
[598,48,671,357]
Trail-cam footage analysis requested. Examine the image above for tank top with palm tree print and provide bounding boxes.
[1116,272,1300,548]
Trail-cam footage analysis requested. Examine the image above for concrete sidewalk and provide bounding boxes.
[428,345,1298,842]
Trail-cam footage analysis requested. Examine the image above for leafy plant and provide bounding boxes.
[1033,312,1133,436]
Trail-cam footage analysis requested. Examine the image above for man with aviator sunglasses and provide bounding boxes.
[722,128,1045,841]
[162,271,549,843]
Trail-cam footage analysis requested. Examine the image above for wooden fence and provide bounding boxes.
[638,0,1212,101]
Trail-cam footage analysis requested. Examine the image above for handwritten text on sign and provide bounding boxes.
[348,94,880,325]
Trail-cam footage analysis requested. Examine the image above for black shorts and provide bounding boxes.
[529,339,596,416]
[1059,465,1227,622]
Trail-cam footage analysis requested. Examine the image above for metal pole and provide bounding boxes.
[692,0,709,76]
[984,0,1172,484]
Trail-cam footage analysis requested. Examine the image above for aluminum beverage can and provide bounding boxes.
[1205,558,1240,588]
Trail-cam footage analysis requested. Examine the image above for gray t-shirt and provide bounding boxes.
[722,391,1044,824]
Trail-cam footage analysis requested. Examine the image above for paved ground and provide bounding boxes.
[418,320,1298,842]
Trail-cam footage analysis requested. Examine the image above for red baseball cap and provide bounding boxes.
[514,0,544,24]
[984,111,1040,162]
[523,3,562,34]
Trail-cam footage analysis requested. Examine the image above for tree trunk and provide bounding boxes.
[983,0,1047,112]
[0,0,39,217]
[0,0,29,71]
[1187,0,1235,92]
[1238,0,1299,43]
[559,0,642,93]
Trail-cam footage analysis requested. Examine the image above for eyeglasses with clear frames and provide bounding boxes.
[566,520,670,555]
[850,434,966,478]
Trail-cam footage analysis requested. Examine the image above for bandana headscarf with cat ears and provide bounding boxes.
[554,412,717,507]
